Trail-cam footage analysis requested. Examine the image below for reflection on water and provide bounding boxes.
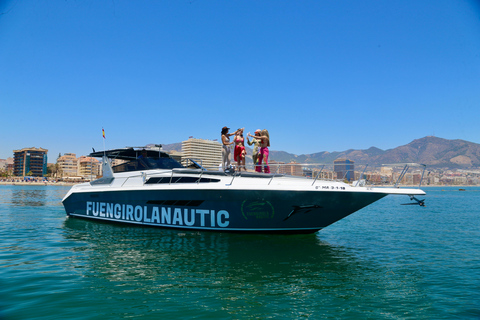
[1,186,479,319]
[0,185,70,207]
[62,218,429,319]
[63,217,351,278]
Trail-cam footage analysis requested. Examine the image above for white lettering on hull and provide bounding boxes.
[85,201,230,228]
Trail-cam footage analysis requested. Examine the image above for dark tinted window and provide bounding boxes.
[146,177,220,184]
[113,158,183,173]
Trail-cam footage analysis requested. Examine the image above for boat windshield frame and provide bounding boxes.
[90,147,184,173]
[112,158,183,173]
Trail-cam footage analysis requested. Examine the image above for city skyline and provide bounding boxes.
[1,1,479,160]
[2,137,479,185]
[2,133,480,163]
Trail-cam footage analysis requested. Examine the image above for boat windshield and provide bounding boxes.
[113,157,183,173]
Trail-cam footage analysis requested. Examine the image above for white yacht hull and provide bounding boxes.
[62,171,425,234]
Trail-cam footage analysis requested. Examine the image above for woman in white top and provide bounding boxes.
[221,126,237,171]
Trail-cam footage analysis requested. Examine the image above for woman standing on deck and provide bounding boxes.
[234,128,247,171]
[247,129,261,168]
[248,129,270,173]
[221,126,236,171]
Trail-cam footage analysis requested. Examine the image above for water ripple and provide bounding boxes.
[0,186,479,319]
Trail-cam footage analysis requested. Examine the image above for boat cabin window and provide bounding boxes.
[90,177,114,185]
[146,177,221,184]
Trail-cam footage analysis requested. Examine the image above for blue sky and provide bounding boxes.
[1,0,479,160]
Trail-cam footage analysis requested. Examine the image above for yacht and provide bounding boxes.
[62,146,426,234]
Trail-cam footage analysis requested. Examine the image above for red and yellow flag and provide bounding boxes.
[102,128,105,139]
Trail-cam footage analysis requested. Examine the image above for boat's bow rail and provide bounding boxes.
[350,163,428,188]
[222,162,429,189]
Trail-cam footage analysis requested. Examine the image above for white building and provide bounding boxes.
[78,156,101,179]
[181,138,222,170]
[57,153,78,177]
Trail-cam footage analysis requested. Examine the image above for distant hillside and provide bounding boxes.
[376,136,480,168]
[160,142,182,152]
[162,136,480,169]
[269,146,385,165]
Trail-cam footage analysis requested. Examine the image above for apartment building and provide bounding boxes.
[333,158,355,181]
[0,158,13,173]
[181,138,222,170]
[57,153,78,177]
[78,156,101,178]
[13,147,48,177]
[269,160,304,176]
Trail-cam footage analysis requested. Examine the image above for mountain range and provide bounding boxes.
[162,136,480,169]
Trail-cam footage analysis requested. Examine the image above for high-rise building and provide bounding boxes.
[181,138,222,170]
[57,153,78,177]
[333,158,355,181]
[13,147,48,177]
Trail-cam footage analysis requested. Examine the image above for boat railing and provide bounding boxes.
[230,163,338,183]
[115,162,343,187]
[228,162,427,188]
[181,158,206,170]
[350,163,427,188]
[114,162,426,188]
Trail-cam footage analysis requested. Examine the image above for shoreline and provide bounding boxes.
[0,181,477,188]
[0,181,76,186]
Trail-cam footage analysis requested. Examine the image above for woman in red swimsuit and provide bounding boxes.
[234,128,246,171]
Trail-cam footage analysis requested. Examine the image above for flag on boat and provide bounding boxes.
[102,128,105,139]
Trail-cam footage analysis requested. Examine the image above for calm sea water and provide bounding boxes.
[0,185,479,319]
